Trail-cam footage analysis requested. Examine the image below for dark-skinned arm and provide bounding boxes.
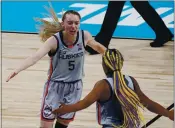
[130,76,174,121]
[52,80,106,115]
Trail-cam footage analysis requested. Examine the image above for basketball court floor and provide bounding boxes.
[2,32,174,128]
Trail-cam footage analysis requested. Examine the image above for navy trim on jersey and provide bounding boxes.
[97,79,113,104]
[48,35,59,57]
[128,75,135,90]
[123,75,128,86]
[60,31,79,48]
[51,79,81,84]
[81,30,85,49]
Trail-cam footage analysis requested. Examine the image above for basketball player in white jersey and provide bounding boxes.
[6,8,106,128]
[53,49,174,128]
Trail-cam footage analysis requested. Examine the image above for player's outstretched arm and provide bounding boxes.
[52,80,106,115]
[6,36,57,82]
[131,76,174,121]
[84,30,106,54]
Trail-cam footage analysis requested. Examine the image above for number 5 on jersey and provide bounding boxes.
[69,60,75,70]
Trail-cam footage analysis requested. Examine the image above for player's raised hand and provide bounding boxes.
[6,71,18,82]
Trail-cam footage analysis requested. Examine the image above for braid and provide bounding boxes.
[102,49,145,128]
[35,1,63,42]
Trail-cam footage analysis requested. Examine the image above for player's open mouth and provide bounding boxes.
[70,30,76,35]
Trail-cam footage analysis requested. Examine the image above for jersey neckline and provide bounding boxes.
[60,30,79,48]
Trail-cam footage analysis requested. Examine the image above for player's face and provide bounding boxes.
[62,14,80,36]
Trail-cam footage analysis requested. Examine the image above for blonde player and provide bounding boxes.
[6,6,106,128]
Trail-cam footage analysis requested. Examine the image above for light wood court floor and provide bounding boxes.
[2,33,174,128]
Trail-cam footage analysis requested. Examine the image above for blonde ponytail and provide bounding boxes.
[35,2,63,42]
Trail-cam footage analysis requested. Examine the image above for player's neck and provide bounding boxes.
[63,31,77,45]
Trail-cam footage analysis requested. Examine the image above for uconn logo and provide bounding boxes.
[59,50,84,59]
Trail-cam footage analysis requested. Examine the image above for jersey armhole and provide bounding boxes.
[81,30,86,49]
[127,75,135,90]
[48,35,59,57]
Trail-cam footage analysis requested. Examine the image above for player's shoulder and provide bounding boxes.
[94,79,110,89]
[82,30,91,37]
[127,75,137,83]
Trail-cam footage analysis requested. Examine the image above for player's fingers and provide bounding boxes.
[6,72,17,82]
